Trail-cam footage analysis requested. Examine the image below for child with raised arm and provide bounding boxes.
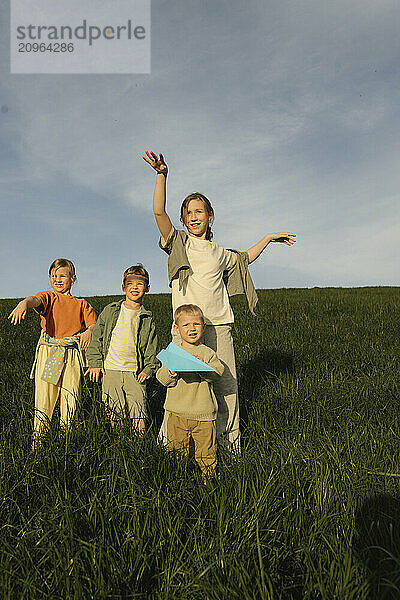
[157,304,224,479]
[143,150,296,454]
[8,258,96,447]
[85,265,159,432]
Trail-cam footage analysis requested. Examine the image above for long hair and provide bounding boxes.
[180,192,214,241]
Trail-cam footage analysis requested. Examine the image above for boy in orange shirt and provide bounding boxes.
[8,258,96,447]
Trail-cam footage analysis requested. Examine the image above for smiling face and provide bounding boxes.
[123,275,149,307]
[182,198,213,239]
[174,311,205,347]
[49,266,75,295]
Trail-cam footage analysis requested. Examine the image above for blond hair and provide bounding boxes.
[48,258,76,278]
[174,304,205,324]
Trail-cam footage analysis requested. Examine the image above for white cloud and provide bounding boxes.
[1,0,400,295]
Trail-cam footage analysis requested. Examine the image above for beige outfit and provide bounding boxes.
[157,344,223,478]
[167,414,217,478]
[159,228,250,454]
[159,325,240,453]
[33,345,81,442]
[156,344,223,420]
[31,291,96,445]
[170,236,236,325]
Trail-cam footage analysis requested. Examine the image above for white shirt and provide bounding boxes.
[171,235,237,325]
[104,304,140,371]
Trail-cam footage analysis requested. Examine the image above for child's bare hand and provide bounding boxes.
[77,329,92,351]
[8,301,27,325]
[84,367,105,382]
[268,232,296,246]
[137,371,150,384]
[142,150,168,175]
[133,418,146,435]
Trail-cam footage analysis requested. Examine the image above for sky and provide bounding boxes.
[1,0,399,298]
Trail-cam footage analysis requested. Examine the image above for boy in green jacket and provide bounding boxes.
[85,265,159,432]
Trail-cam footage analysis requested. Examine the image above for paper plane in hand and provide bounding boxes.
[157,343,216,372]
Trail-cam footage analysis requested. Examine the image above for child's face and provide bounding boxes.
[123,275,149,304]
[174,312,205,345]
[183,199,213,238]
[49,266,75,294]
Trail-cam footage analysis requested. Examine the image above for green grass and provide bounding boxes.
[1,288,400,599]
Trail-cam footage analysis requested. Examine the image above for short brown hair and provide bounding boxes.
[48,258,76,278]
[174,304,205,324]
[123,264,149,287]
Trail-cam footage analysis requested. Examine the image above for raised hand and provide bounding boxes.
[144,149,173,240]
[268,232,296,246]
[142,150,168,175]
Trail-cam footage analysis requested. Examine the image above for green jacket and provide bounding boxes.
[86,301,159,376]
[160,229,258,315]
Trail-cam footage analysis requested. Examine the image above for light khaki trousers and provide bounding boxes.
[102,370,147,421]
[167,413,217,477]
[160,324,240,453]
[33,345,81,442]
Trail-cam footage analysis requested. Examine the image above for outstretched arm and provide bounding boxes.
[246,232,296,264]
[142,150,173,241]
[8,295,41,325]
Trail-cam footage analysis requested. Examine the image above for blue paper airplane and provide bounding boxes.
[157,343,216,372]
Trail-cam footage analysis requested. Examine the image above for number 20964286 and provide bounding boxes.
[18,42,74,52]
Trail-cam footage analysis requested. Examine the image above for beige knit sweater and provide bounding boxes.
[156,344,224,421]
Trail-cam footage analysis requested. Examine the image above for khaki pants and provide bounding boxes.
[34,345,81,441]
[167,413,217,477]
[160,324,240,453]
[102,370,146,421]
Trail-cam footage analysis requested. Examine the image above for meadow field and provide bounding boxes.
[0,288,399,599]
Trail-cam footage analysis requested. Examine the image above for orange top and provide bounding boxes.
[34,290,96,339]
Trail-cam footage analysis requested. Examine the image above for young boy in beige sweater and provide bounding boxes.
[156,304,224,478]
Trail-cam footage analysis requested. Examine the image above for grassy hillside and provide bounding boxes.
[1,288,399,599]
